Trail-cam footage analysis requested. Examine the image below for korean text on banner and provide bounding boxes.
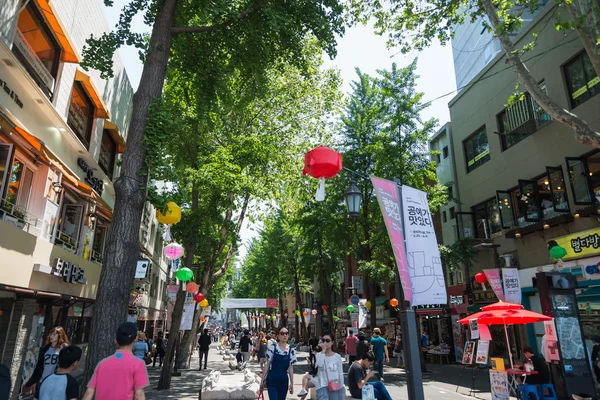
[483,269,505,301]
[401,185,447,306]
[371,177,412,304]
[502,268,521,304]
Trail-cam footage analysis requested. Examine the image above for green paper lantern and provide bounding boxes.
[347,305,354,312]
[549,245,567,260]
[175,267,194,282]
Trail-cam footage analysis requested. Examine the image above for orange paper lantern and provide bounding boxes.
[186,282,199,294]
[390,298,399,307]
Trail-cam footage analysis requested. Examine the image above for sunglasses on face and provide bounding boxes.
[322,339,332,343]
[279,332,289,335]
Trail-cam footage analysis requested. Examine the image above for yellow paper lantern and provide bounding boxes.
[199,299,209,308]
[156,202,181,225]
[365,301,372,309]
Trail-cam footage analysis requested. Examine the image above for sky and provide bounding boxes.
[102,3,457,263]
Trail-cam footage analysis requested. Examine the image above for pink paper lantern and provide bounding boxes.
[164,242,184,260]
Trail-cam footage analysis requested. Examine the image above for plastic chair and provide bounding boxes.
[520,384,541,400]
[537,383,558,400]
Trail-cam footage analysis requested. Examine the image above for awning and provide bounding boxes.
[578,286,600,302]
[103,120,126,153]
[32,0,80,63]
[74,69,110,119]
[0,105,43,153]
[375,297,388,306]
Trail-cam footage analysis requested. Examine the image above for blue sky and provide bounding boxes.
[103,2,457,261]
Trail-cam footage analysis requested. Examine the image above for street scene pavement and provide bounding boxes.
[145,344,493,400]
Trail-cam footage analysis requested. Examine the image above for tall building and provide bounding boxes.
[0,1,167,396]
[451,2,549,90]
[446,1,600,380]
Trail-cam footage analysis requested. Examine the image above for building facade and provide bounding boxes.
[0,1,167,396]
[446,1,600,362]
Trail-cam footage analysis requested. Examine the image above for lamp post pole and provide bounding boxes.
[343,171,424,400]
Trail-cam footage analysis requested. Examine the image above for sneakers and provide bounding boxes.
[297,389,308,397]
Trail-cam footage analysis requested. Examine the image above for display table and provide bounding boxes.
[426,350,451,364]
[506,369,538,398]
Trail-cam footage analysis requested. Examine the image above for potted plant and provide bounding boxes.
[12,207,27,229]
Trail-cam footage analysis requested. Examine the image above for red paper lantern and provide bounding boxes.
[302,146,343,179]
[475,272,487,284]
[303,311,308,317]
[193,293,205,303]
[321,305,328,311]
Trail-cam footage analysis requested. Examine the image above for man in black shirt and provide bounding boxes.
[308,335,319,366]
[198,329,212,370]
[239,329,251,365]
[522,346,551,385]
[356,333,370,361]
[348,351,392,400]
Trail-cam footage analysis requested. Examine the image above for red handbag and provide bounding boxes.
[257,388,265,400]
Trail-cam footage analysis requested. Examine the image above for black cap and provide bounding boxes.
[116,322,138,345]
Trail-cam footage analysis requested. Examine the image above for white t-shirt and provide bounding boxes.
[41,347,61,382]
[315,353,344,390]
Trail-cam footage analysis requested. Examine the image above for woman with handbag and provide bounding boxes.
[133,332,150,364]
[260,327,296,399]
[315,334,345,400]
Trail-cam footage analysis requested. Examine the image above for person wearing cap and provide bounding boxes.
[369,328,389,381]
[82,322,149,400]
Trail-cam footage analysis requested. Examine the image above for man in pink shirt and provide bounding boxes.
[82,322,148,400]
[345,330,359,363]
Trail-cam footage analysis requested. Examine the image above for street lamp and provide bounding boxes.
[344,176,362,218]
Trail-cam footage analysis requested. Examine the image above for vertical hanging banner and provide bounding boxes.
[483,269,505,301]
[401,185,447,306]
[502,268,521,304]
[371,177,413,304]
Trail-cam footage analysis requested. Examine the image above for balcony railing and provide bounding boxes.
[90,250,103,266]
[0,199,43,236]
[498,93,551,149]
[53,229,80,254]
[12,29,55,98]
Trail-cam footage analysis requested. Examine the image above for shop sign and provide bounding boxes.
[0,76,24,109]
[77,158,104,195]
[135,259,149,279]
[549,228,600,261]
[472,290,498,303]
[450,295,464,305]
[52,258,87,284]
[375,305,385,319]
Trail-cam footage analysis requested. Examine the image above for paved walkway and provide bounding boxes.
[145,344,493,400]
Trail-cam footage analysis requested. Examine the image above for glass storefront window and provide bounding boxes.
[99,130,116,179]
[16,3,59,77]
[4,159,34,214]
[67,83,94,148]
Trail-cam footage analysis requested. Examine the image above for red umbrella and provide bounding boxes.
[457,301,552,368]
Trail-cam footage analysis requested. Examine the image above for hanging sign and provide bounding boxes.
[502,268,521,304]
[548,228,600,260]
[483,269,505,301]
[401,185,447,306]
[135,260,149,279]
[371,177,413,304]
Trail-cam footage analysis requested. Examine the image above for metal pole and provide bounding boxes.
[394,180,425,400]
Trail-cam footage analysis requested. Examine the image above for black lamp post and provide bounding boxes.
[343,176,362,218]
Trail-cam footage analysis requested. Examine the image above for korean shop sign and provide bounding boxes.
[548,228,600,260]
[77,158,104,195]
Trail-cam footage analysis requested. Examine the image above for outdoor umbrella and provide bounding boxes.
[457,301,552,367]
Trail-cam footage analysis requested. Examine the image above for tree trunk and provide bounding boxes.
[565,0,600,78]
[82,0,177,385]
[480,0,600,147]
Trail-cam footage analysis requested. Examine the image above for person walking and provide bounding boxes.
[133,332,149,361]
[153,332,166,368]
[308,335,320,366]
[260,327,296,400]
[82,322,148,400]
[198,328,212,370]
[239,330,251,365]
[35,345,82,400]
[314,334,344,400]
[22,326,70,396]
[369,328,389,381]
[345,331,359,363]
[356,333,369,361]
[257,332,268,369]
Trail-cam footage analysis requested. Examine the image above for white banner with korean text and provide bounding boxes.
[502,268,521,304]
[401,185,447,306]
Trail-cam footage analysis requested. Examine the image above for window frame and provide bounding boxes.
[98,129,117,179]
[562,51,600,109]
[67,82,95,149]
[565,156,595,205]
[545,166,570,213]
[442,146,449,159]
[463,125,491,173]
[471,197,502,237]
[496,190,516,229]
[518,179,542,222]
